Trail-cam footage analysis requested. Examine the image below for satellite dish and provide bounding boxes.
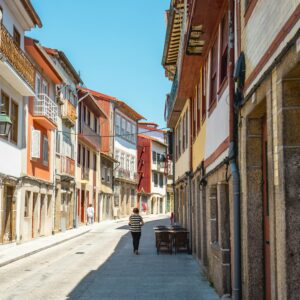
[0,10,3,21]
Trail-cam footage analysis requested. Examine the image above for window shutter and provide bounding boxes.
[31,129,41,158]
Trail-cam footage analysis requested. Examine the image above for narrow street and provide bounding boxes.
[0,216,219,300]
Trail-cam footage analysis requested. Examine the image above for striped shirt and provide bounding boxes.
[129,214,143,232]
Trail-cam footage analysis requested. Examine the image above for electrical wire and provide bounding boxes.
[57,127,169,138]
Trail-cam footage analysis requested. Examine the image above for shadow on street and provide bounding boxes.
[67,217,219,300]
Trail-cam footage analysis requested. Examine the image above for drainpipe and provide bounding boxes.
[172,129,177,223]
[229,0,241,299]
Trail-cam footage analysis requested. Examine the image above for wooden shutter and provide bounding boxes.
[31,128,41,158]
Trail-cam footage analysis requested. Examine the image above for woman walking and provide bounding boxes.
[129,208,144,255]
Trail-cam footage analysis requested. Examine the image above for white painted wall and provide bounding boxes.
[204,87,229,159]
[0,74,25,177]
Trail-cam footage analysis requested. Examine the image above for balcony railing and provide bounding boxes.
[81,167,89,181]
[61,156,75,177]
[0,23,35,89]
[34,94,58,125]
[61,99,77,127]
[80,122,101,150]
[115,168,137,182]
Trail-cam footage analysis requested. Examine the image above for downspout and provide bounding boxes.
[228,0,241,299]
[172,129,177,223]
[188,98,193,253]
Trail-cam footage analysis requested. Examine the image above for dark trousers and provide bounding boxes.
[131,232,141,251]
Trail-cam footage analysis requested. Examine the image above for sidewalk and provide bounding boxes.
[0,214,167,268]
[0,222,100,268]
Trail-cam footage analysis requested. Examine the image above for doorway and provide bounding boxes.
[1,186,15,243]
[262,116,271,300]
[32,193,38,238]
[81,190,85,223]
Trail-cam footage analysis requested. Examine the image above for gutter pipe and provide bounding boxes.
[228,0,241,299]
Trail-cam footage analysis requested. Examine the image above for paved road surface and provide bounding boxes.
[0,216,219,300]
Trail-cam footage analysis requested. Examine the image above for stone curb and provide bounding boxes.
[0,228,92,268]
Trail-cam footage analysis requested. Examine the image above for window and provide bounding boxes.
[153,172,158,187]
[10,101,18,144]
[13,26,20,47]
[56,132,61,153]
[159,174,164,187]
[94,117,98,133]
[43,136,49,166]
[197,80,201,130]
[131,124,135,142]
[116,114,121,135]
[126,155,130,170]
[157,153,161,164]
[185,111,188,147]
[24,191,30,217]
[93,153,97,171]
[152,151,157,164]
[193,96,197,139]
[121,118,126,136]
[87,110,91,127]
[42,80,48,95]
[83,106,86,123]
[210,185,219,244]
[82,146,86,167]
[107,168,111,183]
[87,150,90,169]
[202,67,207,120]
[220,14,228,85]
[126,121,131,140]
[120,153,125,169]
[210,40,218,105]
[77,144,81,164]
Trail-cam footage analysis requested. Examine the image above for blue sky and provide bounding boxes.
[28,0,171,128]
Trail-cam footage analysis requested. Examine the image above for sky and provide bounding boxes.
[28,0,171,128]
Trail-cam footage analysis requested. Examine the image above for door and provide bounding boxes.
[39,194,45,235]
[81,190,85,223]
[32,193,38,238]
[2,186,15,243]
[262,116,271,300]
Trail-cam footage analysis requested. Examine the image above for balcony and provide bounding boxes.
[61,156,75,178]
[156,162,165,172]
[61,99,77,127]
[79,122,101,150]
[81,167,89,182]
[165,72,179,124]
[115,168,137,183]
[0,23,35,94]
[33,94,58,129]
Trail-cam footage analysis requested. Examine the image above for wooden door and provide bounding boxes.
[2,186,15,243]
[81,190,85,223]
[262,116,271,300]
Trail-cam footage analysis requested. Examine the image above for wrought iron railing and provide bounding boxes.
[0,23,35,89]
[34,93,58,125]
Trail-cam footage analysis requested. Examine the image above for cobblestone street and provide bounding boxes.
[0,216,219,300]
